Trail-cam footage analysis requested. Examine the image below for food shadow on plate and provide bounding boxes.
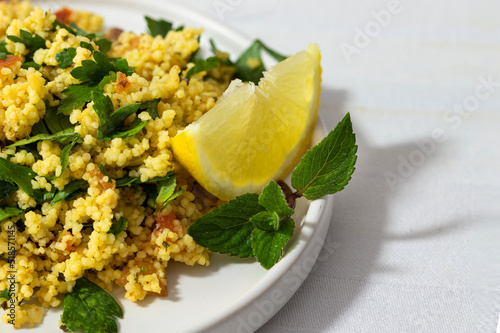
[256,88,458,332]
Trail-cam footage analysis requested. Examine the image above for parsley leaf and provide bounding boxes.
[61,276,123,333]
[51,179,88,205]
[291,113,358,200]
[0,41,11,60]
[140,98,161,119]
[107,217,128,236]
[55,47,77,69]
[155,173,184,209]
[7,30,46,55]
[7,128,77,148]
[0,181,17,201]
[145,16,173,37]
[186,56,219,79]
[44,101,73,133]
[57,134,80,179]
[252,217,294,269]
[71,51,133,85]
[234,39,287,84]
[92,92,160,141]
[21,61,41,70]
[0,287,11,301]
[92,92,142,141]
[115,171,174,188]
[58,73,116,113]
[0,157,37,199]
[0,206,23,223]
[54,20,111,53]
[187,193,265,257]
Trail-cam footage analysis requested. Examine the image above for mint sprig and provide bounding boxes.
[61,277,123,333]
[188,113,357,269]
[292,112,358,200]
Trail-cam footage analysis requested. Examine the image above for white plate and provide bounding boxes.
[9,1,334,332]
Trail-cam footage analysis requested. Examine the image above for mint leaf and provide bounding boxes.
[186,56,219,79]
[259,180,294,217]
[61,276,123,333]
[0,181,17,201]
[252,217,294,269]
[188,193,265,257]
[0,206,23,223]
[56,47,76,69]
[235,39,287,84]
[107,217,127,236]
[291,113,357,200]
[250,211,280,231]
[145,16,173,37]
[0,287,11,301]
[52,179,87,205]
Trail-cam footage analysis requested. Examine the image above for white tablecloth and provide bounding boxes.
[176,1,500,331]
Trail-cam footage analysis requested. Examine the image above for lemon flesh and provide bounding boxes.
[172,44,321,201]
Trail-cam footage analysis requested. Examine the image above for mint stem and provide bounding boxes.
[277,180,301,210]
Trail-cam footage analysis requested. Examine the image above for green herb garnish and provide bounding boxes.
[58,73,116,114]
[70,51,133,85]
[0,41,11,59]
[61,277,123,333]
[0,157,38,200]
[0,287,11,301]
[55,47,77,69]
[145,16,173,37]
[91,92,160,141]
[154,172,184,209]
[188,113,357,269]
[107,217,128,236]
[0,206,23,223]
[7,29,46,69]
[0,180,17,201]
[234,39,287,84]
[51,179,88,205]
[115,172,174,188]
[7,29,46,55]
[186,56,220,79]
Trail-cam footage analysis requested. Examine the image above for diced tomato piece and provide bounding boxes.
[115,71,130,94]
[55,7,73,25]
[0,55,21,68]
[155,212,176,233]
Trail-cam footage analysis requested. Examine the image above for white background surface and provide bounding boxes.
[173,0,500,332]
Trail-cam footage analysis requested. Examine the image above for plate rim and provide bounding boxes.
[21,1,334,332]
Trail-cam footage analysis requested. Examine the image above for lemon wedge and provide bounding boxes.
[172,44,321,201]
